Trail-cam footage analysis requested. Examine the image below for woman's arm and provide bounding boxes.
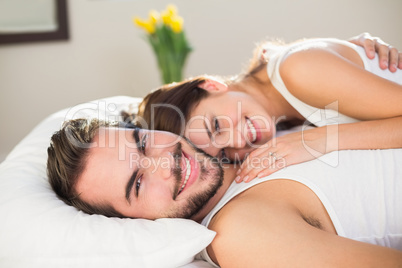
[279,47,402,119]
[236,45,402,182]
[280,47,402,148]
[236,117,402,182]
[334,116,402,151]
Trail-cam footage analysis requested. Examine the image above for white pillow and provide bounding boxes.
[0,96,215,268]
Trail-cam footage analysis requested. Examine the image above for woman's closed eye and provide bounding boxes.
[218,148,232,163]
[219,148,227,159]
[213,117,221,134]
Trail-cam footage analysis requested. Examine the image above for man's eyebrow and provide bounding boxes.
[203,114,212,140]
[125,128,141,204]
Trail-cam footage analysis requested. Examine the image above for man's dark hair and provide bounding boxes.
[47,118,124,218]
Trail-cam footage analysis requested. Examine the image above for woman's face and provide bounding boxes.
[185,91,276,161]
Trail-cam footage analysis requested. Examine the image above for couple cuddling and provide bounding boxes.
[47,33,402,266]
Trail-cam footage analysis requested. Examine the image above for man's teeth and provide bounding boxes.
[179,157,191,194]
[246,118,257,142]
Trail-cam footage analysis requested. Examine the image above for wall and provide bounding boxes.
[0,0,401,161]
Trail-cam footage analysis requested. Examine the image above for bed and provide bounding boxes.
[0,96,215,268]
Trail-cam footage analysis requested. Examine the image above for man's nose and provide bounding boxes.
[145,152,175,181]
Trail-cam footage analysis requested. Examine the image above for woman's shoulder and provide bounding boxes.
[264,38,353,68]
[279,38,363,75]
[264,37,364,92]
[282,38,354,57]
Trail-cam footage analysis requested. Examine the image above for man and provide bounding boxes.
[47,118,402,267]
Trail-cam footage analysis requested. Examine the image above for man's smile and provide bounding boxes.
[177,150,199,197]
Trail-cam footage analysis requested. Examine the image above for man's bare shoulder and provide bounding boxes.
[209,179,310,231]
[206,180,402,267]
[209,179,330,232]
[207,180,303,266]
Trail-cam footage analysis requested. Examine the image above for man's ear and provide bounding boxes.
[198,78,228,93]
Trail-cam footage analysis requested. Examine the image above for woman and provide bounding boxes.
[133,33,402,183]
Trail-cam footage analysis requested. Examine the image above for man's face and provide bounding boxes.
[75,127,223,220]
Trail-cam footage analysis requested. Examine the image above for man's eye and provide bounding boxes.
[135,175,142,196]
[214,118,220,134]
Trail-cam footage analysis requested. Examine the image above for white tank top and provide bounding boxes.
[265,38,402,127]
[198,149,402,267]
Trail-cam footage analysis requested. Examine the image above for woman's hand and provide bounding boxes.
[349,32,402,72]
[235,127,335,183]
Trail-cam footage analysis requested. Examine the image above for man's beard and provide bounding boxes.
[164,140,224,219]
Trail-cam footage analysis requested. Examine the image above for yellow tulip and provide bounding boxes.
[133,16,156,34]
[170,16,183,33]
[148,10,159,24]
[133,16,146,28]
[143,21,156,34]
[132,4,192,84]
[161,4,178,26]
[166,4,177,16]
[161,10,172,25]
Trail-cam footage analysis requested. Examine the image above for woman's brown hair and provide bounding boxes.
[134,76,210,136]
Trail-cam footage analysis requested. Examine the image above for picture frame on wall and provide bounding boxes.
[0,0,69,45]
